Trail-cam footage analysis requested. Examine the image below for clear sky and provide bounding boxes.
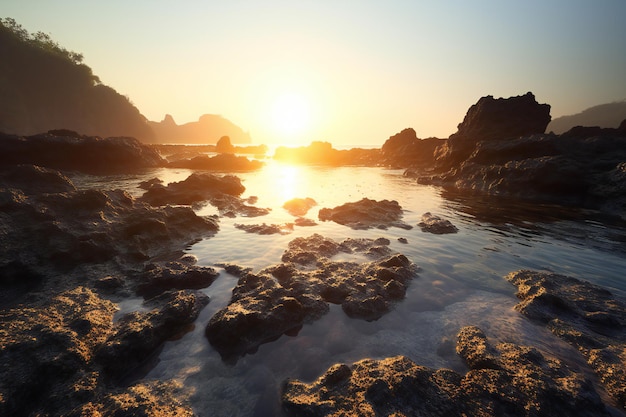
[3,1,626,145]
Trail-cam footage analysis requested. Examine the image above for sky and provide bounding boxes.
[3,0,626,145]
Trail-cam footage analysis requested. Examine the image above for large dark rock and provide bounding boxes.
[206,234,418,360]
[318,198,412,230]
[381,128,443,168]
[0,131,165,174]
[136,261,220,298]
[282,325,610,417]
[506,270,626,408]
[435,92,551,170]
[97,289,209,379]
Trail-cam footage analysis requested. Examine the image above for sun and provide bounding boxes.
[270,92,312,140]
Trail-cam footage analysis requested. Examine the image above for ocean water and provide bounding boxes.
[73,159,626,416]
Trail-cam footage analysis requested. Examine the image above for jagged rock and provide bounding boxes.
[0,164,76,195]
[0,287,117,416]
[97,289,209,379]
[418,212,458,234]
[282,326,610,417]
[506,270,626,408]
[206,234,418,360]
[283,197,317,216]
[318,198,412,230]
[435,92,551,169]
[168,153,263,171]
[67,380,194,417]
[0,131,165,174]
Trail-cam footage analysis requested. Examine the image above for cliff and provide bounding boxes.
[0,18,155,141]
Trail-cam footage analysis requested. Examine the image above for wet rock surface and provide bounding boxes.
[418,212,459,234]
[282,325,610,417]
[234,222,295,235]
[140,172,270,217]
[283,197,317,216]
[318,198,412,230]
[136,261,220,298]
[506,270,626,408]
[206,234,418,360]
[0,130,165,174]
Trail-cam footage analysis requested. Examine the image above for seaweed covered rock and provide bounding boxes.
[206,234,418,360]
[282,326,610,417]
[318,198,412,230]
[506,270,626,408]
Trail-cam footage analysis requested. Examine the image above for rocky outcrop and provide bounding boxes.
[140,172,270,217]
[206,234,418,359]
[97,289,209,379]
[418,212,458,234]
[136,261,220,298]
[282,326,610,417]
[434,92,551,170]
[148,113,252,144]
[506,270,626,408]
[318,198,412,230]
[0,130,165,174]
[381,128,443,168]
[273,141,380,166]
[168,153,263,171]
[234,222,294,235]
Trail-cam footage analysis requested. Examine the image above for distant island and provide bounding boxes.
[148,114,251,144]
[547,100,626,134]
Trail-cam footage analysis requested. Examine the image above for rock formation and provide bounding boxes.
[148,114,252,144]
[380,128,443,168]
[506,270,626,408]
[418,212,458,234]
[283,325,610,417]
[318,198,412,230]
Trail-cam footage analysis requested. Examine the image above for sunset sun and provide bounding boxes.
[270,92,312,141]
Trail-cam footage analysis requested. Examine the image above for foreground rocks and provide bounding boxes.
[0,286,206,415]
[283,325,609,417]
[206,234,418,360]
[318,198,412,230]
[506,270,626,408]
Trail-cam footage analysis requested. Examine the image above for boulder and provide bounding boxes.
[418,212,458,234]
[282,325,610,417]
[215,135,235,153]
[136,261,220,298]
[0,131,165,174]
[318,198,412,230]
[506,270,626,408]
[381,128,443,168]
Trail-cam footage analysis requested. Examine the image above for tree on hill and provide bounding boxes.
[0,17,154,141]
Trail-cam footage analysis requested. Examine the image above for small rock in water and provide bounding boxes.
[418,212,458,234]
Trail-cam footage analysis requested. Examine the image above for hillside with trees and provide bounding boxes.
[0,18,155,141]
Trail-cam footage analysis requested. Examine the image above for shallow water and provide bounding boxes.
[73,160,626,416]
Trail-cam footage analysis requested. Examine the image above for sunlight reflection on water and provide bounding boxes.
[73,161,626,416]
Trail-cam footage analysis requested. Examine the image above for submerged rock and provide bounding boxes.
[418,212,459,234]
[506,270,626,408]
[234,222,294,235]
[318,198,412,230]
[206,234,418,360]
[282,325,610,417]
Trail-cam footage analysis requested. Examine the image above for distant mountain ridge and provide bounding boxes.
[547,100,626,134]
[0,18,155,141]
[148,114,251,144]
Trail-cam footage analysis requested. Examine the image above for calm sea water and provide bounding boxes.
[73,159,626,416]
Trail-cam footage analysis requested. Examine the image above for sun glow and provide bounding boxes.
[270,92,312,140]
